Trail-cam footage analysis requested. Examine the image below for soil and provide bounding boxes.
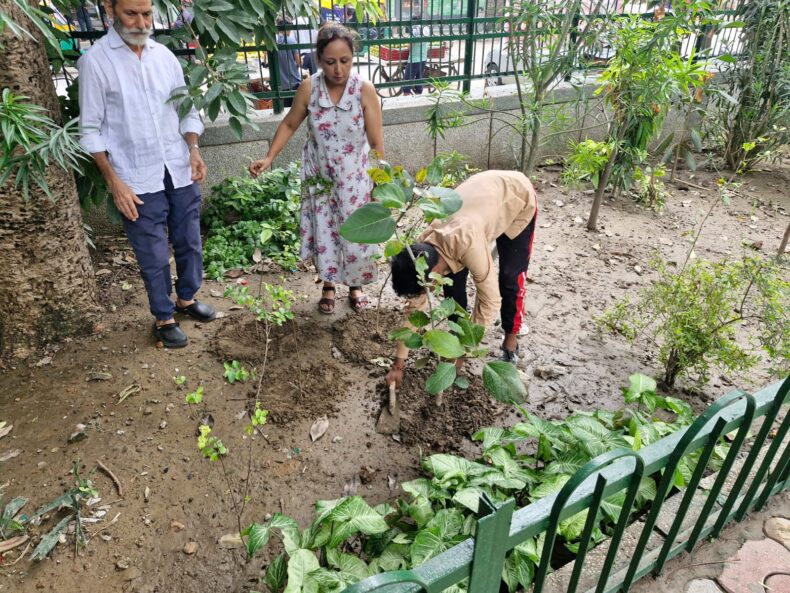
[0,165,788,593]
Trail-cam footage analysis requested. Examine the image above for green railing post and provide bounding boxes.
[269,47,284,114]
[468,493,515,593]
[462,0,478,93]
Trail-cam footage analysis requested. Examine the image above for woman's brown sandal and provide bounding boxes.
[318,286,336,315]
[348,287,369,313]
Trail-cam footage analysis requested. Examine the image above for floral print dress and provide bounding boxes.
[300,71,379,286]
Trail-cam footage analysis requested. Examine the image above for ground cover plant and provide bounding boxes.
[202,163,302,279]
[242,374,727,593]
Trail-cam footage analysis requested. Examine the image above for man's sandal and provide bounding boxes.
[152,322,188,348]
[348,287,369,313]
[318,286,336,315]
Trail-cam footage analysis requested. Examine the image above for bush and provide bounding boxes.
[202,163,301,279]
[598,256,790,387]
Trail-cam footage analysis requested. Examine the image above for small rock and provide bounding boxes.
[159,421,167,429]
[116,557,131,570]
[264,513,272,521]
[170,519,186,532]
[143,407,153,416]
[573,216,583,224]
[533,366,565,380]
[553,199,564,207]
[68,431,87,444]
[144,487,150,502]
[183,541,198,555]
[544,245,555,252]
[634,265,643,275]
[219,533,244,549]
[592,243,601,251]
[764,517,790,551]
[122,567,142,582]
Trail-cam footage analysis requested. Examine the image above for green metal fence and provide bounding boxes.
[341,375,790,593]
[58,1,748,113]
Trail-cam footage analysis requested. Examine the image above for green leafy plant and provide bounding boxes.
[599,256,790,387]
[632,165,669,212]
[224,283,295,327]
[173,375,187,386]
[224,360,251,384]
[561,138,612,188]
[197,424,227,461]
[339,156,526,405]
[0,89,88,200]
[433,150,479,187]
[245,402,269,437]
[242,374,720,592]
[203,163,301,279]
[185,386,204,405]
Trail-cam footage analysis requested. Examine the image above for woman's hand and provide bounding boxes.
[249,156,273,178]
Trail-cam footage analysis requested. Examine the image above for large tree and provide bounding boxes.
[0,0,98,361]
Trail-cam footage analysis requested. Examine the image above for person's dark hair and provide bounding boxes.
[315,21,357,59]
[390,243,440,297]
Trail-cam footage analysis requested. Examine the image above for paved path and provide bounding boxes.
[631,491,790,593]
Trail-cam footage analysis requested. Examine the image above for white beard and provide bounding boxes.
[114,20,153,47]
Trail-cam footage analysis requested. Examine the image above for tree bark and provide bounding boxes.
[0,0,98,361]
[779,220,790,256]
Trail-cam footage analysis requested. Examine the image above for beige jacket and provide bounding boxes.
[417,169,537,327]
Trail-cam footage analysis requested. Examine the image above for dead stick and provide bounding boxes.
[673,178,710,192]
[96,460,124,497]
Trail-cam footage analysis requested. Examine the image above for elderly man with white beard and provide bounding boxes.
[78,0,215,348]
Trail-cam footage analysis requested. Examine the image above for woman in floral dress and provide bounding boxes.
[250,22,384,314]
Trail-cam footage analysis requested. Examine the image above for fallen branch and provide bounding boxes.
[672,178,711,192]
[0,534,29,554]
[96,460,124,497]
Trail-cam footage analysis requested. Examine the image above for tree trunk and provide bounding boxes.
[0,0,98,360]
[587,121,625,231]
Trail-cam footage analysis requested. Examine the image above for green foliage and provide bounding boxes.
[245,376,714,592]
[561,139,612,189]
[433,151,479,187]
[185,385,204,405]
[599,256,790,387]
[340,156,526,405]
[223,360,250,384]
[173,374,187,386]
[225,282,295,327]
[0,89,89,200]
[712,0,789,170]
[197,424,227,461]
[632,165,669,212]
[245,402,269,437]
[203,163,301,279]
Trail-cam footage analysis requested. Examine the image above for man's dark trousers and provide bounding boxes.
[122,169,203,321]
[441,208,537,334]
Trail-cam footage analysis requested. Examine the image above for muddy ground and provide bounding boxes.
[0,165,788,593]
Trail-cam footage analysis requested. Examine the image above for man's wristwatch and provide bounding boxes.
[188,143,199,152]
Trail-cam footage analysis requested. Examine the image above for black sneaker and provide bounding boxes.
[153,322,188,348]
[500,347,519,365]
[175,300,216,322]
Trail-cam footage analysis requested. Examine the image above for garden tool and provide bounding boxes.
[375,382,400,435]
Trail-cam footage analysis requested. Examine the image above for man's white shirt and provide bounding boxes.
[78,26,204,195]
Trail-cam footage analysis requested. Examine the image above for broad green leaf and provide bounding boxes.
[408,310,430,328]
[456,319,484,348]
[544,451,589,475]
[401,478,431,499]
[637,477,657,505]
[454,376,470,389]
[566,415,630,456]
[483,361,527,404]
[559,509,589,541]
[372,182,406,208]
[227,90,247,116]
[339,203,396,244]
[689,129,702,152]
[417,197,446,221]
[259,226,273,245]
[624,373,657,402]
[426,362,456,394]
[452,487,486,512]
[422,454,488,480]
[407,495,435,528]
[425,508,464,540]
[2,496,27,521]
[717,54,737,63]
[472,427,507,451]
[410,527,450,564]
[423,330,465,359]
[326,548,370,580]
[243,522,271,557]
[529,474,570,500]
[283,549,320,593]
[384,239,404,257]
[600,490,627,523]
[264,553,287,593]
[326,497,389,546]
[425,160,443,184]
[368,543,408,572]
[228,116,243,140]
[426,186,463,216]
[389,327,416,341]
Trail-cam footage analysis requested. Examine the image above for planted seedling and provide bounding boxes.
[185,386,204,405]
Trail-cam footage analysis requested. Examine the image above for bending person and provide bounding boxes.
[386,170,538,387]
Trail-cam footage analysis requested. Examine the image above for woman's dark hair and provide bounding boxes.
[390,243,440,297]
[316,22,357,59]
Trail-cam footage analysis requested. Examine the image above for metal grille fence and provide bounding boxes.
[342,375,790,593]
[53,0,747,113]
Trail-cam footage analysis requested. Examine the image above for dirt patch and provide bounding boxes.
[0,165,787,593]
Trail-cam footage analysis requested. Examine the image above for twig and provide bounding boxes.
[85,512,121,544]
[672,178,711,192]
[96,460,124,497]
[5,539,32,565]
